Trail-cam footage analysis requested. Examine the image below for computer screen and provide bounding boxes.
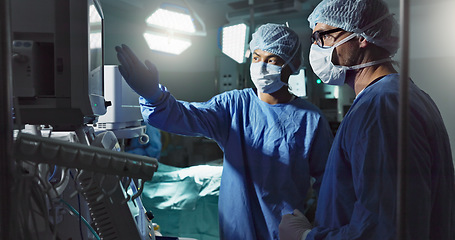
[89,3,103,74]
[288,68,307,98]
[96,65,143,131]
[11,0,107,130]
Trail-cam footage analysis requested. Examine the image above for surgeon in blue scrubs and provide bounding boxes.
[115,23,333,240]
[279,0,455,239]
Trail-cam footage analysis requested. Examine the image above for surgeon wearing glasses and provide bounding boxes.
[279,0,455,239]
[115,23,333,240]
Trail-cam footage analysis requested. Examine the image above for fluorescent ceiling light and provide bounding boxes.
[143,31,192,55]
[221,23,248,64]
[146,8,196,34]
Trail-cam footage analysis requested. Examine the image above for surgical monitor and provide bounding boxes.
[288,68,307,98]
[11,0,107,130]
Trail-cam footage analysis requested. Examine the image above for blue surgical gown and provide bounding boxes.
[308,73,455,240]
[139,87,333,240]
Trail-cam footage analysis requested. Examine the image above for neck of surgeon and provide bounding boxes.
[346,42,397,95]
[258,86,295,104]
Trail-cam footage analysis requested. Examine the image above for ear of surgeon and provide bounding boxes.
[312,23,365,67]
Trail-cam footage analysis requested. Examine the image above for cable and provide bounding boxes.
[69,170,85,240]
[48,165,57,181]
[77,194,84,240]
[59,198,101,240]
[45,128,57,182]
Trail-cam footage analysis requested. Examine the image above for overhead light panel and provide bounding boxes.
[143,31,192,55]
[221,23,249,64]
[146,7,196,34]
[143,1,206,55]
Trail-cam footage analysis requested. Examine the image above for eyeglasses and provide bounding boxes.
[311,28,344,48]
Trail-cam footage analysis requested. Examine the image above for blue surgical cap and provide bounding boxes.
[308,0,399,55]
[249,23,302,74]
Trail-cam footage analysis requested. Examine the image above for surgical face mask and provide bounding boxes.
[309,36,391,86]
[309,43,347,86]
[309,14,392,86]
[308,33,356,86]
[250,62,287,93]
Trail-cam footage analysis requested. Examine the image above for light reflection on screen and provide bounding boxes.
[89,2,102,72]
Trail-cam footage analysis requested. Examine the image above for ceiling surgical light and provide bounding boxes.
[143,31,192,55]
[143,1,206,55]
[146,7,196,34]
[221,23,249,64]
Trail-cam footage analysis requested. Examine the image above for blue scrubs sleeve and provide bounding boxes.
[139,85,230,145]
[307,117,333,195]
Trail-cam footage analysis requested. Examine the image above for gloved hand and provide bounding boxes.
[279,209,312,240]
[115,44,162,102]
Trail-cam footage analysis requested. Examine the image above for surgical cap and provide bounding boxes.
[249,23,302,74]
[308,0,399,55]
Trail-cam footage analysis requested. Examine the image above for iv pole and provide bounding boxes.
[0,0,15,239]
[397,0,410,238]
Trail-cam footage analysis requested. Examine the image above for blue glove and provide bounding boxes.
[279,209,312,240]
[115,44,162,102]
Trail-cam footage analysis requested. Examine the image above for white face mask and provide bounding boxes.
[309,14,393,86]
[250,62,288,93]
[309,43,348,86]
